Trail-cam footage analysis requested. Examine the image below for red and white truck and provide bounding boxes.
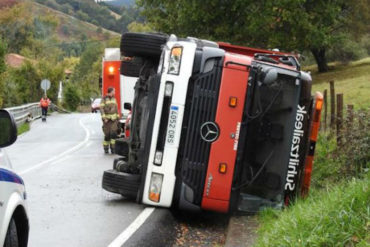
[103,33,323,213]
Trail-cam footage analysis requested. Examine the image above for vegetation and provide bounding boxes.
[137,0,370,72]
[254,59,370,246]
[35,0,142,34]
[0,1,120,109]
[255,175,369,247]
[311,57,370,109]
[17,122,30,135]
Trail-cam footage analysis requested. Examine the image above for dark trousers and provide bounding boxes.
[42,107,48,116]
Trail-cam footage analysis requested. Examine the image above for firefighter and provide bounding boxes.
[100,87,119,154]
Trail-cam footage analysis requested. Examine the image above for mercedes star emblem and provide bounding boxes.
[200,122,220,142]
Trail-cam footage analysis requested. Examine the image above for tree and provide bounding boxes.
[137,0,370,72]
[0,39,7,74]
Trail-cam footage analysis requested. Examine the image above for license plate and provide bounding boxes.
[166,106,178,144]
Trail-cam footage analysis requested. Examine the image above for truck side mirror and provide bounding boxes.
[263,68,278,85]
[99,76,102,89]
[124,103,132,111]
[0,110,17,148]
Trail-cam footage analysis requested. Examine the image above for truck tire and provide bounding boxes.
[121,32,168,59]
[4,218,19,247]
[120,57,143,77]
[102,169,140,199]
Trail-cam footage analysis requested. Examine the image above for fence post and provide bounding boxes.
[323,89,327,131]
[336,94,343,146]
[330,80,336,131]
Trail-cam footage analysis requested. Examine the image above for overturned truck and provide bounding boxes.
[102,32,323,213]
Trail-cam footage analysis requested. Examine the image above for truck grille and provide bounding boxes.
[178,59,223,204]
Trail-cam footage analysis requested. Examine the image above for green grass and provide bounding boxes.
[254,175,370,247]
[17,122,30,135]
[308,57,370,109]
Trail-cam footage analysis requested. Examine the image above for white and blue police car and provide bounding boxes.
[0,110,29,247]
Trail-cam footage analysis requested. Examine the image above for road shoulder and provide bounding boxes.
[225,215,259,247]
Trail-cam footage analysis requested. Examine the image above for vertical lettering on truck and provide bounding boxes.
[285,105,307,191]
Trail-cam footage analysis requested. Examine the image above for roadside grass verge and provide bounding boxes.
[254,175,370,247]
[253,59,370,246]
[17,122,30,135]
[309,57,370,109]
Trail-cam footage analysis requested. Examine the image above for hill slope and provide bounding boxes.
[33,0,137,33]
[30,1,120,42]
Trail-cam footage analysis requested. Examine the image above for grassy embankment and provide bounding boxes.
[17,122,30,135]
[254,58,370,246]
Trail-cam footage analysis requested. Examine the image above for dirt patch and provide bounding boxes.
[172,210,229,247]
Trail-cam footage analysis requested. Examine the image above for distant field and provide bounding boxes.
[307,57,370,109]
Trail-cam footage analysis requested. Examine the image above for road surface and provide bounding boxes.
[4,113,160,247]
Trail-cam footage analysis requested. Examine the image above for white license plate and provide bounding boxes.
[166,106,178,144]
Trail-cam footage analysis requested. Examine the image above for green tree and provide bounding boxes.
[0,39,7,74]
[127,21,153,32]
[63,83,80,111]
[137,0,370,72]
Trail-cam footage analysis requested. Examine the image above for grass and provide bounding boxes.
[308,57,370,109]
[17,122,30,135]
[254,176,370,247]
[252,59,370,246]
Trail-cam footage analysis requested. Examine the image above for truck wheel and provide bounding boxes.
[121,57,143,77]
[4,218,19,247]
[121,32,168,59]
[102,169,140,199]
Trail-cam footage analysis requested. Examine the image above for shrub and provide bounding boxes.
[63,83,80,111]
[327,38,367,64]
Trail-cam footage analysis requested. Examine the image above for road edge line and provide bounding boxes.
[19,117,90,175]
[108,207,155,247]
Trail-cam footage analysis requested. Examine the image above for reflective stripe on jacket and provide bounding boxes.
[101,96,119,121]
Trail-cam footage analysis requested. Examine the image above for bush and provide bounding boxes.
[63,83,80,111]
[327,38,368,64]
[340,109,370,176]
[312,109,370,189]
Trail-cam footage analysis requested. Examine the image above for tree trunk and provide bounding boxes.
[311,48,329,73]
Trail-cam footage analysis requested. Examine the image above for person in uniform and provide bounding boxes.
[100,87,119,154]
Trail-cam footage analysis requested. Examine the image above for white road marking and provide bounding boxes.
[19,117,90,175]
[108,207,155,247]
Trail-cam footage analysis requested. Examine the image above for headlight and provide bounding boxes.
[168,47,182,75]
[149,173,163,202]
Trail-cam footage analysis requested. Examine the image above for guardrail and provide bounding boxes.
[5,102,41,126]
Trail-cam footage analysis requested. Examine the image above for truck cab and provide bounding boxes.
[103,33,323,213]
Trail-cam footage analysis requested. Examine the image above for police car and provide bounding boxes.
[0,110,29,247]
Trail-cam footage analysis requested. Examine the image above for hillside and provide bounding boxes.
[101,0,135,7]
[30,0,120,42]
[33,0,141,33]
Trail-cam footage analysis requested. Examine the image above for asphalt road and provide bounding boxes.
[4,113,160,247]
